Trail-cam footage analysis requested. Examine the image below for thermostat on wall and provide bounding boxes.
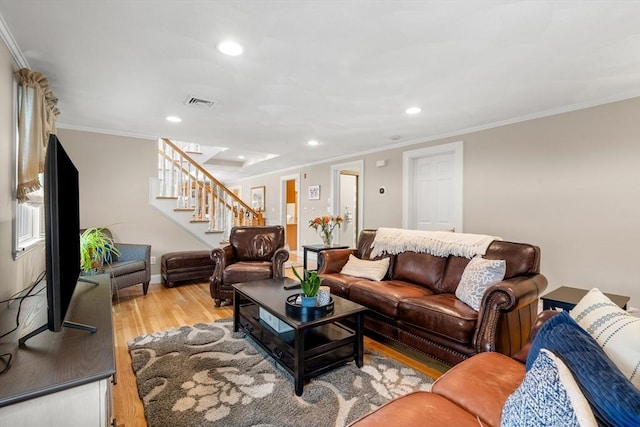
[378,186,386,195]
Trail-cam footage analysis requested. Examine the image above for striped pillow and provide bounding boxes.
[570,288,640,389]
[526,311,640,426]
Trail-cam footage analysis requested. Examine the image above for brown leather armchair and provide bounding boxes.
[209,225,289,307]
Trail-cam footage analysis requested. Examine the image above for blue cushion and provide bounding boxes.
[527,311,640,427]
[502,349,596,427]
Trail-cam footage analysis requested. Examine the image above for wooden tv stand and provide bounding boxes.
[0,274,115,426]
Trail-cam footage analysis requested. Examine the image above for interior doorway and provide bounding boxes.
[331,160,364,248]
[280,173,300,252]
[339,172,358,248]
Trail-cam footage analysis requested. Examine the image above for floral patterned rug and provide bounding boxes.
[128,320,435,427]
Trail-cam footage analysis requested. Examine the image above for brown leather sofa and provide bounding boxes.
[318,229,547,366]
[210,226,289,307]
[349,311,558,427]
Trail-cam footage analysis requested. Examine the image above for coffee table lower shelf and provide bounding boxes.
[236,303,360,395]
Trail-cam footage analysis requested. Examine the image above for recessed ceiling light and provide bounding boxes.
[307,140,319,146]
[217,40,244,56]
[166,116,182,123]
[405,107,422,115]
[238,155,245,160]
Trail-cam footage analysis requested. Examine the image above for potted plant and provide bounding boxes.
[291,265,322,307]
[80,227,120,273]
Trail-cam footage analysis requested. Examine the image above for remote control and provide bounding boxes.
[283,283,302,290]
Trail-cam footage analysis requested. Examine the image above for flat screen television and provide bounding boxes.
[19,134,95,345]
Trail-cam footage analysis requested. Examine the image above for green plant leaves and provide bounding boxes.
[291,264,322,297]
[80,227,120,272]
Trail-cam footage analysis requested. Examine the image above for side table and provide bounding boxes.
[541,286,629,311]
[302,244,349,271]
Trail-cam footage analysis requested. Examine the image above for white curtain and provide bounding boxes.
[15,68,59,203]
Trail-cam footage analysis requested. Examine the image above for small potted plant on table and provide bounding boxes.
[291,265,321,307]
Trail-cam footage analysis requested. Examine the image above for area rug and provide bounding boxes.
[128,320,435,427]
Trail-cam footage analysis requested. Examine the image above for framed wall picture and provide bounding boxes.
[308,185,320,200]
[250,186,265,211]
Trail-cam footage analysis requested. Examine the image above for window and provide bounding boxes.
[15,183,44,257]
[12,81,44,259]
[11,68,58,259]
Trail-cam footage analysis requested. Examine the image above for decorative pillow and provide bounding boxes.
[339,254,390,281]
[455,257,506,311]
[527,311,640,427]
[501,349,597,427]
[570,288,640,389]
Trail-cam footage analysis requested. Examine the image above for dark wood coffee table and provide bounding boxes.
[232,277,367,396]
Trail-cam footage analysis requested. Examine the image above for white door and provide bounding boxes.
[403,141,463,232]
[415,153,455,231]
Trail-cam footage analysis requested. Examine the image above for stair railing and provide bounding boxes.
[157,138,264,241]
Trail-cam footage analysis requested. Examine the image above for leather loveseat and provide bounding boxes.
[317,229,547,366]
[350,308,640,426]
[349,311,556,427]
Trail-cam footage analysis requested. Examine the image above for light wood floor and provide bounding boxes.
[112,262,447,427]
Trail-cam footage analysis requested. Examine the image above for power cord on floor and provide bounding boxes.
[0,271,46,340]
[0,271,46,375]
[0,278,45,305]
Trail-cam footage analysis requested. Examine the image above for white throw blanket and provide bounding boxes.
[370,228,502,259]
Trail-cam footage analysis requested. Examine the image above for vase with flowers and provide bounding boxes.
[308,215,344,247]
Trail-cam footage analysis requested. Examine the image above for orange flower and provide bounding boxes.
[308,216,344,246]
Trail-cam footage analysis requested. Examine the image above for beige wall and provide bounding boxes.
[463,101,639,303]
[239,98,640,306]
[57,129,210,280]
[0,39,47,301]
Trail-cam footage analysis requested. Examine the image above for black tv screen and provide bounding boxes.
[44,134,81,332]
[19,134,82,345]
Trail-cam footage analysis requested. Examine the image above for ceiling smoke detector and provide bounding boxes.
[184,96,217,109]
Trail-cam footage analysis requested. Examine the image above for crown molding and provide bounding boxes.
[0,12,28,68]
[232,93,640,184]
[379,92,640,152]
[56,122,158,141]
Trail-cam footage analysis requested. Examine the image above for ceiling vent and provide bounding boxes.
[184,96,217,109]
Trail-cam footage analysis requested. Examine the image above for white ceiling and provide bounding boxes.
[1,1,639,182]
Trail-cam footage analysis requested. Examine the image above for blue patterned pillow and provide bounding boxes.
[455,257,506,311]
[501,349,597,427]
[527,311,640,427]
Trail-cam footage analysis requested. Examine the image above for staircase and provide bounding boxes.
[149,138,264,247]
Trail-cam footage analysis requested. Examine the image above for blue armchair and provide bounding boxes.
[89,228,151,295]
